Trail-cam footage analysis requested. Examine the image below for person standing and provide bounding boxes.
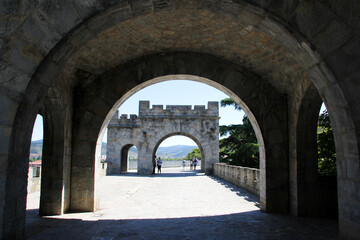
[190,158,193,170]
[193,157,198,170]
[182,159,186,170]
[157,157,163,174]
[152,156,157,174]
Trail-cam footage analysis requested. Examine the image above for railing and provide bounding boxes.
[213,163,260,197]
[128,160,202,169]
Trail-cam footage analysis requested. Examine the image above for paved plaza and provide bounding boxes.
[26,168,338,239]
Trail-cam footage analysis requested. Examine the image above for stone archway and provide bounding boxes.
[120,144,136,173]
[1,1,360,239]
[107,100,219,175]
[152,133,205,172]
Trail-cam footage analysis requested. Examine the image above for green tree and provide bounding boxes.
[219,98,259,168]
[186,148,201,160]
[317,109,336,176]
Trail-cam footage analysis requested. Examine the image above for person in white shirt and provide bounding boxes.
[157,157,163,174]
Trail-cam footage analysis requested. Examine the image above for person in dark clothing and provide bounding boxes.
[152,156,157,174]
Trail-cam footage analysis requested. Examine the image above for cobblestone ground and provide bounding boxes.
[26,167,339,240]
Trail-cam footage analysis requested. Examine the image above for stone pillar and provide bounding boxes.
[107,142,121,174]
[70,139,95,212]
[1,102,37,239]
[40,118,64,215]
[106,111,120,174]
[137,149,152,175]
[260,95,289,214]
[39,95,72,215]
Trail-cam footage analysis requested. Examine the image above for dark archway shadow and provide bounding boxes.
[26,209,339,240]
[115,169,204,178]
[26,168,339,239]
[208,175,261,209]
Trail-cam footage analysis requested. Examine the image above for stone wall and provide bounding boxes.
[27,166,41,194]
[107,101,219,175]
[128,160,202,169]
[1,1,360,238]
[214,163,260,197]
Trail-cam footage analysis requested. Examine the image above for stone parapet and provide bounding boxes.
[108,111,140,128]
[138,101,218,118]
[213,163,260,197]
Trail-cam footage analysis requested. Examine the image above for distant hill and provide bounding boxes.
[105,143,197,159]
[153,145,198,159]
[31,140,198,159]
[30,140,43,155]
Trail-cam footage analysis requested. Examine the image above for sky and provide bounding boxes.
[31,80,327,147]
[31,80,245,146]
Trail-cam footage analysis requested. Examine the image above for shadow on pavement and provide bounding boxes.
[208,175,261,208]
[26,209,339,240]
[26,168,339,239]
[112,169,203,178]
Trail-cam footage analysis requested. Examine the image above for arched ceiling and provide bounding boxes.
[61,5,310,95]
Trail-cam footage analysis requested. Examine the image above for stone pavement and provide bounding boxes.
[26,167,339,240]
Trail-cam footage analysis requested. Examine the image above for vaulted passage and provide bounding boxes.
[25,168,338,239]
[1,1,360,239]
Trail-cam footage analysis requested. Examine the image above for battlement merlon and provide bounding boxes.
[109,110,120,124]
[108,110,140,128]
[138,101,219,117]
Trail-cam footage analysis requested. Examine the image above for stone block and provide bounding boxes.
[0,0,18,14]
[72,166,95,179]
[0,15,26,36]
[0,126,11,155]
[66,23,96,50]
[307,65,333,94]
[194,105,205,110]
[243,0,272,11]
[312,20,352,58]
[153,0,175,12]
[71,154,94,168]
[129,0,153,16]
[71,0,108,20]
[38,1,81,36]
[197,0,219,11]
[87,4,131,35]
[0,37,43,76]
[20,12,62,51]
[325,37,360,80]
[0,96,18,126]
[292,2,333,38]
[328,0,360,36]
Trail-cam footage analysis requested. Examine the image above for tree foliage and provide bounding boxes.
[186,148,201,160]
[219,98,259,168]
[317,110,337,176]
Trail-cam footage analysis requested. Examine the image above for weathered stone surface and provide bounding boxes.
[37,1,81,36]
[312,20,352,58]
[0,1,359,239]
[19,13,62,52]
[107,101,219,175]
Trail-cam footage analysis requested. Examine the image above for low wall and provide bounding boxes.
[27,166,41,193]
[128,160,202,169]
[98,162,108,177]
[213,163,260,197]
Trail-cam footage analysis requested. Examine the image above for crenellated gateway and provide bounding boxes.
[1,1,360,238]
[106,101,219,175]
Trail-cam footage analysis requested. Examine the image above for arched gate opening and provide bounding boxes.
[1,1,358,239]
